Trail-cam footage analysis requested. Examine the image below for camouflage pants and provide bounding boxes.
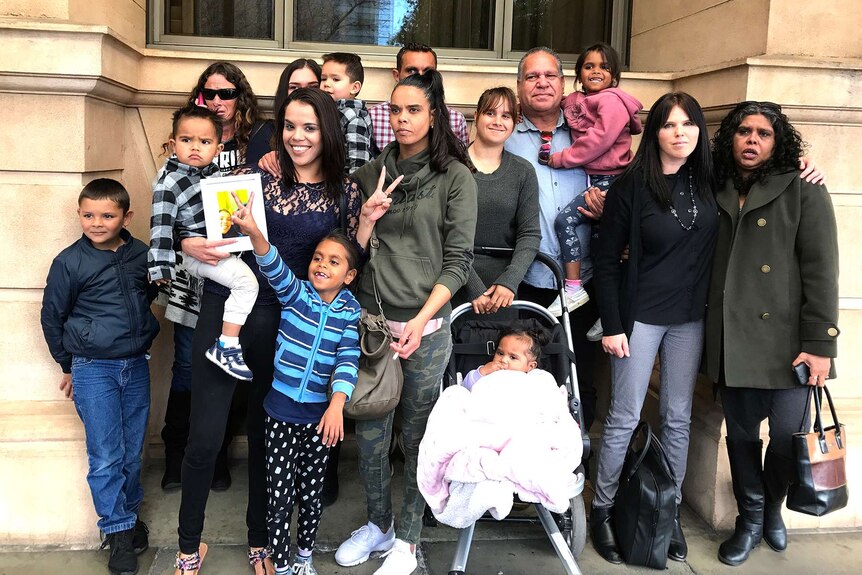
[355,320,452,545]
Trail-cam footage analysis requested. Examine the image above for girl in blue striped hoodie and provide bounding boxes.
[230,191,361,575]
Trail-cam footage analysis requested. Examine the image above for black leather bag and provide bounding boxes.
[787,385,848,516]
[613,422,677,569]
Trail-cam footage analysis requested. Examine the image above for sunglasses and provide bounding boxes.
[538,130,552,165]
[201,87,240,101]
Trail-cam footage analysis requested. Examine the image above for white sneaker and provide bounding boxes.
[373,539,418,575]
[586,318,604,341]
[547,286,590,317]
[335,521,395,567]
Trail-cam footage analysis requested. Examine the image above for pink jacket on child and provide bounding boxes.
[550,87,643,175]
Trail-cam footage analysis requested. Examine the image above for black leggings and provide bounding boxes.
[721,385,811,457]
[177,292,279,553]
[265,417,329,567]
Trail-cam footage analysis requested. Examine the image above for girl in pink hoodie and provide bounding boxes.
[540,43,642,318]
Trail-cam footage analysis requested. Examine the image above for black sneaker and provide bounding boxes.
[104,529,138,575]
[132,519,149,555]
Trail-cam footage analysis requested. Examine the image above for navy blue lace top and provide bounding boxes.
[204,168,361,306]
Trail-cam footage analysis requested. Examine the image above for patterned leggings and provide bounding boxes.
[554,174,616,263]
[265,417,329,568]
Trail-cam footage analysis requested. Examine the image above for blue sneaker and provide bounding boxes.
[205,340,253,381]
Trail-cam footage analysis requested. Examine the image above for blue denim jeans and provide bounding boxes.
[72,354,150,534]
[171,323,194,392]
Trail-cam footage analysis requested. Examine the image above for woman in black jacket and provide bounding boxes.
[590,92,717,564]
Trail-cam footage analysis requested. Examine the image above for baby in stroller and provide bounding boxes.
[418,327,583,529]
[461,326,545,391]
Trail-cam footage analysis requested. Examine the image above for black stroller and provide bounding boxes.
[436,250,590,575]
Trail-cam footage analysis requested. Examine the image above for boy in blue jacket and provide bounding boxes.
[229,191,360,575]
[41,179,160,575]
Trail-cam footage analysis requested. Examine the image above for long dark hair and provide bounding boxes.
[393,70,472,173]
[276,87,345,201]
[625,92,712,208]
[274,58,322,118]
[188,62,262,160]
[711,101,806,190]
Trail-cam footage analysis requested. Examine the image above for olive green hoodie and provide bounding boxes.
[352,142,477,321]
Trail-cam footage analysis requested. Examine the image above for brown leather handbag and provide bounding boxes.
[787,385,848,516]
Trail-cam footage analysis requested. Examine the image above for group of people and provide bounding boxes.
[39,39,839,575]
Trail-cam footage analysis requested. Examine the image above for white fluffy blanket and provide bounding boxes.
[418,369,583,528]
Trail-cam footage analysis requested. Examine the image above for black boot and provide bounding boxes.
[104,528,138,575]
[718,439,764,566]
[590,506,623,564]
[161,389,191,490]
[667,505,688,561]
[762,448,792,551]
[321,441,341,507]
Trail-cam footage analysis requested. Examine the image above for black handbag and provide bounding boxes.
[613,422,677,569]
[787,385,848,516]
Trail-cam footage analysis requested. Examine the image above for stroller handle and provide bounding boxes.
[475,247,567,293]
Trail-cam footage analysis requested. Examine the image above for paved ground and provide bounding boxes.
[3,441,860,574]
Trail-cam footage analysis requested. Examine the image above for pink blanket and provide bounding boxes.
[418,369,583,527]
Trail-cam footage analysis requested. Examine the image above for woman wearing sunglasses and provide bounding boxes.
[188,61,273,174]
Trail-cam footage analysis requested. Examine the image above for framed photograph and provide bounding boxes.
[200,173,267,253]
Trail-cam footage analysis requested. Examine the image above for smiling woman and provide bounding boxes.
[172,88,361,575]
[451,86,541,315]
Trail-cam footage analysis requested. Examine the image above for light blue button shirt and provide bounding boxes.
[505,112,591,290]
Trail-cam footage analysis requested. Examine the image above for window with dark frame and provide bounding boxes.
[157,0,625,62]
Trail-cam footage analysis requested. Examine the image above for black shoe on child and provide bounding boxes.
[132,519,149,555]
[103,528,139,575]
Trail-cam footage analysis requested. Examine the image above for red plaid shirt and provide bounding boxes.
[369,101,469,150]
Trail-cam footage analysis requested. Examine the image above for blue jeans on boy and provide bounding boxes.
[72,354,150,534]
[555,174,616,263]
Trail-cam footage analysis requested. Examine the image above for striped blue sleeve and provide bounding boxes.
[255,245,301,306]
[330,308,360,401]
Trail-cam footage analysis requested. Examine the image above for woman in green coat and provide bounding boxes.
[705,101,839,566]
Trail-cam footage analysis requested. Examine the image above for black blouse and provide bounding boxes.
[635,172,718,325]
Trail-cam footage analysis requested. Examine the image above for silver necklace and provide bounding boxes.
[669,171,698,231]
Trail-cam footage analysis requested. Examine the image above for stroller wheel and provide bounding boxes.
[562,494,587,558]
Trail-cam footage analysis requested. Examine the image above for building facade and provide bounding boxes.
[0,0,859,545]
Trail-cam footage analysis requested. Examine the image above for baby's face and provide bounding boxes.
[494,335,537,373]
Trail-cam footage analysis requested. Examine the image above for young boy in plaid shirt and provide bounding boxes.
[320,52,377,174]
[148,104,259,380]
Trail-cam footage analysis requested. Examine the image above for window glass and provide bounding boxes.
[164,0,275,40]
[511,0,608,53]
[294,0,494,49]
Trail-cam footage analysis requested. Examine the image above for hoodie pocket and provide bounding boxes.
[373,254,435,309]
